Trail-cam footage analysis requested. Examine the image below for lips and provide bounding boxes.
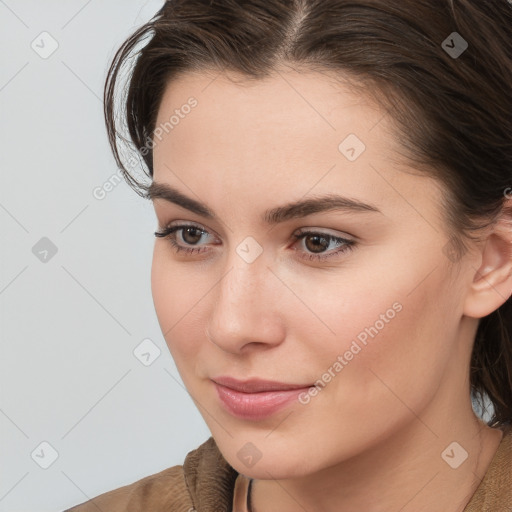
[212,376,310,392]
[211,376,312,420]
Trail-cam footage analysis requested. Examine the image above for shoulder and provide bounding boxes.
[63,437,236,512]
[63,464,190,512]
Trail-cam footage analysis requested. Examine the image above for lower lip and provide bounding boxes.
[213,383,311,420]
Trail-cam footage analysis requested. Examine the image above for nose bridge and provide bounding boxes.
[217,250,267,319]
[206,246,283,351]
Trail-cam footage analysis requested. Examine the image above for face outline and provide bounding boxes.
[148,65,484,481]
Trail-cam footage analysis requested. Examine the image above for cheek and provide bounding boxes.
[296,264,459,421]
[150,250,203,361]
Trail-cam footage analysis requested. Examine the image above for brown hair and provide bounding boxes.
[104,0,512,426]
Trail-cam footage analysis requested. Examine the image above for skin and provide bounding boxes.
[149,66,512,512]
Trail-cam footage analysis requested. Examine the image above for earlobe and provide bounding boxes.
[463,209,512,319]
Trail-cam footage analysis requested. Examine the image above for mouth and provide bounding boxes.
[211,376,313,420]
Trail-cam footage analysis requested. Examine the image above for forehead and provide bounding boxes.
[153,68,393,174]
[151,67,445,225]
[154,67,380,142]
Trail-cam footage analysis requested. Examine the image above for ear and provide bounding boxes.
[463,199,512,319]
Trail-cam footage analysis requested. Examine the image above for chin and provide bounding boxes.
[213,433,323,480]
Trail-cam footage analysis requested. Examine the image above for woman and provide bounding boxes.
[65,0,512,510]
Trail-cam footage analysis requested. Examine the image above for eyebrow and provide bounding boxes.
[146,181,381,225]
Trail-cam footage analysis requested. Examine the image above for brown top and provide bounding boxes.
[64,425,512,512]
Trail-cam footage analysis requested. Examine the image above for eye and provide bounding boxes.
[154,223,356,261]
[291,229,356,261]
[154,223,217,255]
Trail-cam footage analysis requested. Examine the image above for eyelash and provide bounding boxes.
[154,223,356,262]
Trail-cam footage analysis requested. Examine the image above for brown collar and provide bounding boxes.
[183,436,238,511]
[463,424,512,511]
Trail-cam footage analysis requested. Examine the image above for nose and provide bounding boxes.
[205,254,286,354]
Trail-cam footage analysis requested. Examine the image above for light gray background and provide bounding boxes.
[0,2,211,511]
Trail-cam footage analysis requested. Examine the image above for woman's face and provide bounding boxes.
[149,67,479,478]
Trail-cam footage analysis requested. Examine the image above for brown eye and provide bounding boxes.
[292,230,356,262]
[303,234,330,253]
[180,226,205,245]
[154,223,215,255]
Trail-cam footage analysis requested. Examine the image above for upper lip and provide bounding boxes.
[211,376,311,393]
